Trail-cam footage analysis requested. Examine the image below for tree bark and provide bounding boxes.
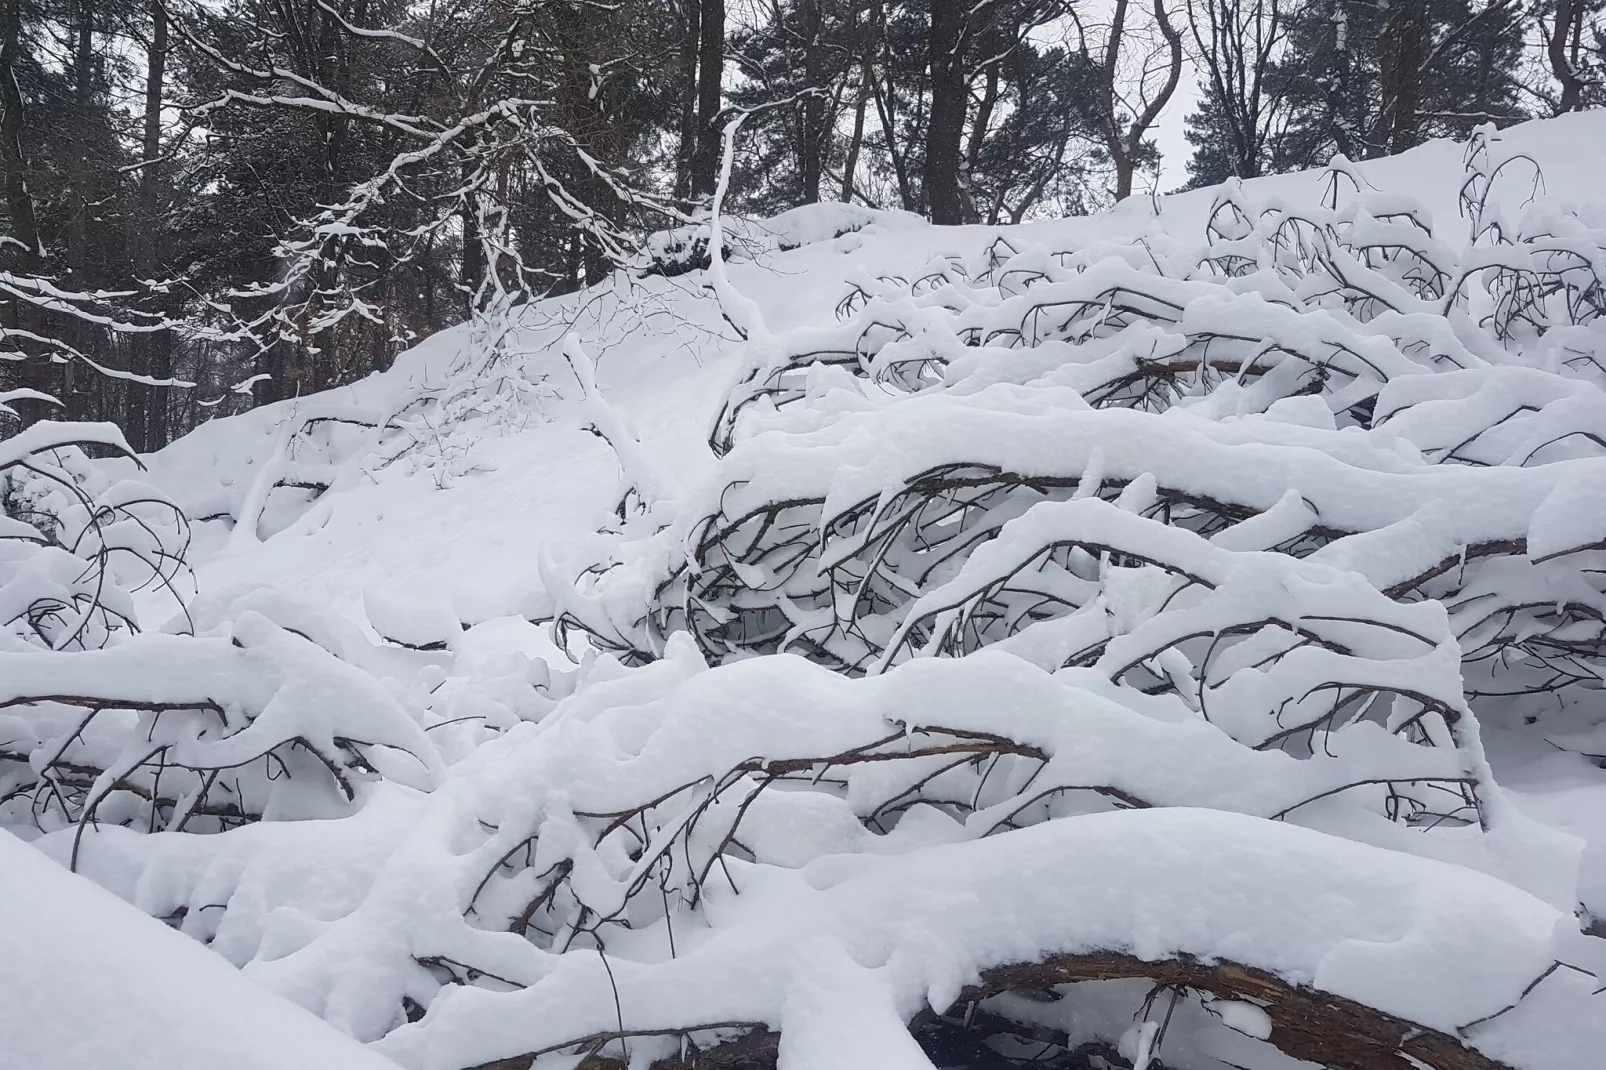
[1327,0,1356,160]
[674,0,700,200]
[839,64,870,203]
[0,0,44,423]
[923,0,967,223]
[0,0,38,266]
[59,0,99,418]
[460,199,486,307]
[469,952,1522,1070]
[131,0,170,451]
[798,0,825,203]
[689,0,725,198]
[1102,0,1183,201]
[1548,0,1588,113]
[870,68,915,211]
[965,66,998,176]
[1377,4,1427,155]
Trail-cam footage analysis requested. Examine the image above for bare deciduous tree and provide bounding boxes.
[1185,0,1288,181]
[1076,0,1184,201]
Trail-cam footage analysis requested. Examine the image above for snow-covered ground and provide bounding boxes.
[140,112,1606,624]
[143,112,1606,915]
[6,111,1606,1069]
[0,829,405,1070]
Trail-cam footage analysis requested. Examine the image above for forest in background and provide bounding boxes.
[1,0,1602,450]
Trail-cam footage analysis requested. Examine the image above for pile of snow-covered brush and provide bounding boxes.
[0,400,444,844]
[8,124,1606,1070]
[561,129,1606,701]
[535,126,1606,1067]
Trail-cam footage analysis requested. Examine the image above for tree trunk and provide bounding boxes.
[1327,0,1355,160]
[870,69,915,211]
[1101,0,1182,201]
[798,0,825,203]
[840,65,870,203]
[0,0,45,424]
[461,199,486,309]
[131,1,170,451]
[924,0,966,224]
[966,66,998,174]
[1377,4,1427,155]
[674,0,700,200]
[0,0,36,266]
[534,952,1522,1070]
[1549,0,1587,113]
[59,0,99,418]
[690,0,725,198]
[1112,155,1137,202]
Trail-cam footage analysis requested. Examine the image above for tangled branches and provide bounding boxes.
[0,407,444,842]
[0,414,189,652]
[556,126,1606,730]
[19,125,1606,1070]
[54,642,1599,1070]
[507,124,1606,1066]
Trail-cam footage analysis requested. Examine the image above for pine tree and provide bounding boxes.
[1268,0,1527,171]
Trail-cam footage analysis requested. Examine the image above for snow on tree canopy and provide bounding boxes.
[6,119,1606,1070]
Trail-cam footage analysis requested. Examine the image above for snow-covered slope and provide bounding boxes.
[0,830,402,1070]
[7,112,1606,1070]
[140,111,1606,627]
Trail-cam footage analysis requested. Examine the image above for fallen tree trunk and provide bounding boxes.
[469,950,1519,1070]
[962,953,1515,1070]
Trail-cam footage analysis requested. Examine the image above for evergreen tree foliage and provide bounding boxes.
[1266,0,1528,171]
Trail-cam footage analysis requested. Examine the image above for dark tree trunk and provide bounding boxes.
[867,0,915,212]
[1099,0,1182,202]
[0,0,36,265]
[675,0,700,200]
[924,0,966,223]
[0,0,45,424]
[690,0,725,197]
[131,1,170,451]
[870,70,915,210]
[461,200,486,308]
[840,64,870,202]
[798,0,825,203]
[1377,4,1427,155]
[962,63,998,218]
[59,0,99,418]
[1327,0,1355,160]
[1549,0,1588,113]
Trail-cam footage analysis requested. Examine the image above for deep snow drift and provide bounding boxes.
[0,830,403,1070]
[4,113,1606,1070]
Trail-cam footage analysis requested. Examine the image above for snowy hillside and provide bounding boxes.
[128,112,1606,626]
[5,112,1606,1070]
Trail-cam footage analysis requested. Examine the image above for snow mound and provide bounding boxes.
[0,830,402,1070]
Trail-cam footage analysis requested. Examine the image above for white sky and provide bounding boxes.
[1155,68,1202,193]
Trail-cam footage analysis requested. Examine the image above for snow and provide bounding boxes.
[7,112,1606,1069]
[34,641,1598,1065]
[125,119,1599,634]
[367,808,1587,1069]
[0,830,402,1070]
